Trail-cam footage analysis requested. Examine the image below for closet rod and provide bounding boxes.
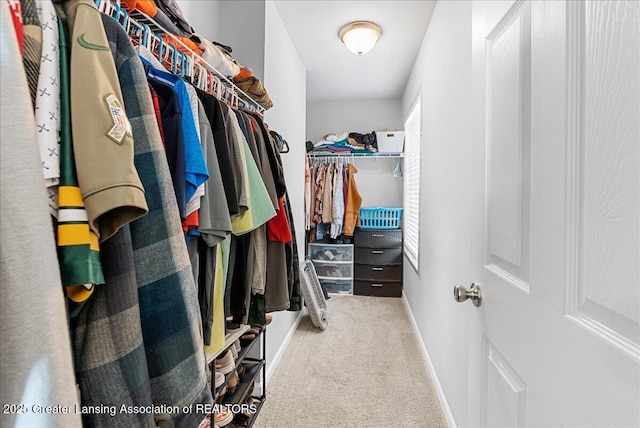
[307,153,404,158]
[95,0,265,114]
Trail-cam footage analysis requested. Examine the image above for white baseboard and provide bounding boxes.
[265,310,305,384]
[402,293,457,428]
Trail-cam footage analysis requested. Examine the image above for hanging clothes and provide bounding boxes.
[228,112,276,235]
[60,0,149,242]
[6,0,24,54]
[203,236,231,355]
[1,3,82,425]
[196,90,240,217]
[20,0,41,108]
[305,156,312,230]
[343,163,363,236]
[195,100,232,245]
[306,157,362,240]
[322,162,334,224]
[244,113,279,208]
[283,191,302,312]
[187,99,232,344]
[136,44,206,238]
[142,57,209,208]
[94,13,211,427]
[35,0,61,217]
[4,3,304,427]
[313,163,325,225]
[264,132,294,313]
[148,76,188,218]
[55,3,104,317]
[268,197,293,243]
[331,162,345,238]
[220,100,251,217]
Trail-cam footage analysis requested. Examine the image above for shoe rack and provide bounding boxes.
[200,325,267,427]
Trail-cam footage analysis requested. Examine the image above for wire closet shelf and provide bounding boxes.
[307,152,404,158]
[94,0,265,115]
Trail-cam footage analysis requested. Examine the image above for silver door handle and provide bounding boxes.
[372,267,384,271]
[372,234,384,237]
[372,250,384,254]
[453,283,482,307]
[372,283,383,287]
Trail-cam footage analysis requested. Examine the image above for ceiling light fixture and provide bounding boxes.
[339,21,382,56]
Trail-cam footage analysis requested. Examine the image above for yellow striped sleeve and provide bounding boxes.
[58,224,91,246]
[58,186,84,207]
[89,231,100,251]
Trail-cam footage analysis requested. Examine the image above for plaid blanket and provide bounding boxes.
[71,14,211,428]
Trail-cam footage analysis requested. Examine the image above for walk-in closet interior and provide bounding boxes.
[2,0,639,427]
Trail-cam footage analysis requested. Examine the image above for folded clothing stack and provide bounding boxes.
[122,0,193,37]
[192,34,241,78]
[233,67,273,110]
[308,131,378,154]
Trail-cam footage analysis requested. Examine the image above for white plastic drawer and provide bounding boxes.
[312,261,353,279]
[319,277,353,295]
[308,243,353,263]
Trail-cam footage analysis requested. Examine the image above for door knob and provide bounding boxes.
[453,283,482,307]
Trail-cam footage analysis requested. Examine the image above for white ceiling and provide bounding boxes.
[273,0,436,102]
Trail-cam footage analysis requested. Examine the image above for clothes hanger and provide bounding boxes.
[280,139,290,154]
[96,0,111,13]
[192,62,206,90]
[125,11,145,45]
[176,50,188,77]
[98,0,265,115]
[146,26,162,57]
[169,44,179,75]
[205,68,214,94]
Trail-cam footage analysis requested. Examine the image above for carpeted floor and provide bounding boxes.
[254,295,447,428]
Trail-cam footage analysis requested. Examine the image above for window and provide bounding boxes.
[403,95,421,272]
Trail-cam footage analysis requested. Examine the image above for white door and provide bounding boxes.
[464,1,640,426]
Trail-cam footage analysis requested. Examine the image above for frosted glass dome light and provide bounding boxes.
[339,21,382,56]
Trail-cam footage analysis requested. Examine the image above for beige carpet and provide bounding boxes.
[254,295,447,428]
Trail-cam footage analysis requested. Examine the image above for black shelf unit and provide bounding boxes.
[206,326,267,427]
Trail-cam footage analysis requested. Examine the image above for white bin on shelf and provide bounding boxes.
[376,131,405,153]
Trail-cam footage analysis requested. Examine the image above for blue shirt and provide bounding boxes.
[141,57,209,203]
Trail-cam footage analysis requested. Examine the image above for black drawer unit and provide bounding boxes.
[354,280,402,298]
[354,229,402,248]
[355,264,402,281]
[353,228,403,297]
[354,247,402,266]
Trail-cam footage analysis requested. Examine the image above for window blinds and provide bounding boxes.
[403,96,421,271]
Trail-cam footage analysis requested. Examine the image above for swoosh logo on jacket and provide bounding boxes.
[77,33,110,51]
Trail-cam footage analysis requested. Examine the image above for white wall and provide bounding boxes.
[176,0,220,41]
[306,99,403,142]
[307,99,404,208]
[218,0,266,80]
[263,0,307,381]
[401,1,473,426]
[180,1,265,78]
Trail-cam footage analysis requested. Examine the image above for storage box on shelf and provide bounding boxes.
[353,228,403,297]
[375,131,405,153]
[308,242,354,295]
